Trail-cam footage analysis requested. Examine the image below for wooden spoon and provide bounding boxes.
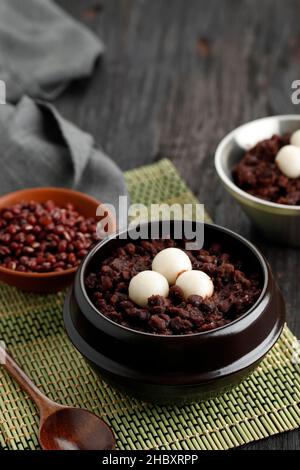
[1,346,115,450]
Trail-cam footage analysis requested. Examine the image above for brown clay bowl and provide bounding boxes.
[0,187,116,293]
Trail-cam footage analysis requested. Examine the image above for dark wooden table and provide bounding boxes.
[56,0,300,450]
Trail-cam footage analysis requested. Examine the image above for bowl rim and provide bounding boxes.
[0,186,115,279]
[215,114,300,213]
[78,220,269,339]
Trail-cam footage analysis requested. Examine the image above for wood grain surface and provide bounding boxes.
[56,0,300,450]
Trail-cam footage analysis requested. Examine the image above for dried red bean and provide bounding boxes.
[6,261,17,270]
[63,231,71,242]
[14,233,26,243]
[39,241,48,252]
[45,200,56,211]
[54,261,66,269]
[11,207,21,215]
[57,252,68,261]
[8,225,19,235]
[67,243,75,253]
[27,215,37,225]
[39,215,52,226]
[0,233,11,244]
[74,240,84,251]
[26,234,36,244]
[46,254,56,264]
[45,223,55,232]
[68,253,77,265]
[33,225,42,235]
[58,240,67,253]
[27,259,37,270]
[10,242,20,251]
[2,211,13,220]
[0,200,99,273]
[0,246,10,256]
[23,246,34,255]
[55,225,65,235]
[78,249,88,258]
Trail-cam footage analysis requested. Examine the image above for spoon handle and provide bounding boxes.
[0,344,59,418]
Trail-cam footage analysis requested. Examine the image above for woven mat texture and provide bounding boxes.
[0,159,299,450]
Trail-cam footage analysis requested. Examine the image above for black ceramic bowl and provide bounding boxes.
[63,220,285,405]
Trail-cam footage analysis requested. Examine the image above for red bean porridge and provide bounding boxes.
[233,133,300,205]
[85,239,262,335]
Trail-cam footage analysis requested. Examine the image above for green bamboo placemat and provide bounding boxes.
[0,159,300,450]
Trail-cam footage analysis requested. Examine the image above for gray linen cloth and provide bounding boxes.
[0,96,127,226]
[0,0,127,227]
[0,0,104,102]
